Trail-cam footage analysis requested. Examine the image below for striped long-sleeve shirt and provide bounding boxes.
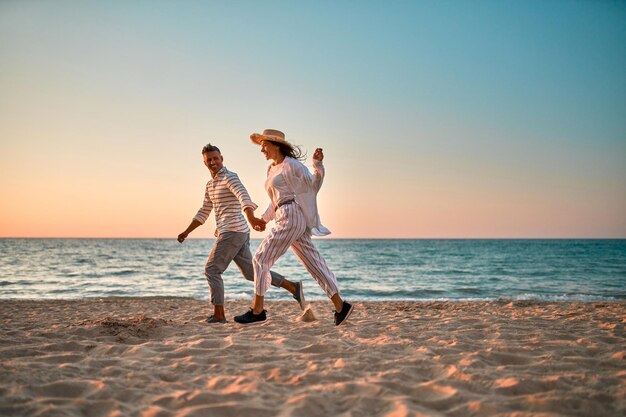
[194,167,258,236]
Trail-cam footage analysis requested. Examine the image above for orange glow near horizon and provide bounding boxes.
[1,163,624,239]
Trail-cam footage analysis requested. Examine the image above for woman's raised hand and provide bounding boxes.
[313,148,324,161]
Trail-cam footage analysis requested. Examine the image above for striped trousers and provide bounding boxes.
[253,203,339,298]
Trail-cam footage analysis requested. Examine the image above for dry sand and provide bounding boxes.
[1,298,624,417]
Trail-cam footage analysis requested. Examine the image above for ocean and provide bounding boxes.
[1,239,624,302]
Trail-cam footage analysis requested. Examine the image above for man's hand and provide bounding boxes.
[313,148,324,161]
[177,232,188,243]
[245,207,266,232]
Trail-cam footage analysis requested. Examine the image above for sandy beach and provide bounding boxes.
[1,298,624,417]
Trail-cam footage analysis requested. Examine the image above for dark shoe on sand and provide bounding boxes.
[293,281,306,310]
[334,301,354,326]
[234,308,267,324]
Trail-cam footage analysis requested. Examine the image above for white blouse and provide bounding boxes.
[265,161,296,208]
[261,157,331,236]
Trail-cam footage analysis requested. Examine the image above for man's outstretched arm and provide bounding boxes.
[178,219,203,243]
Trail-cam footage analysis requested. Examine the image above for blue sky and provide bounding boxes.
[1,0,625,237]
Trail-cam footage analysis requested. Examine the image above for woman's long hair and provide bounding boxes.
[274,141,306,162]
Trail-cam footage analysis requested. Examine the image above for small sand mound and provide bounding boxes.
[296,306,317,322]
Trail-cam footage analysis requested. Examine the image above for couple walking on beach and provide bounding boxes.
[178,129,354,326]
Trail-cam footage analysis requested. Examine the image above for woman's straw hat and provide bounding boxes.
[250,129,295,149]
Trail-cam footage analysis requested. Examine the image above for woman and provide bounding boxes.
[234,129,353,326]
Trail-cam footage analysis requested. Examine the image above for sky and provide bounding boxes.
[1,0,625,238]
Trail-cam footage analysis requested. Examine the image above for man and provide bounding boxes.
[178,143,305,323]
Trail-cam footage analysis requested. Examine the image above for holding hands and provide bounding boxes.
[244,207,266,232]
[250,216,266,232]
